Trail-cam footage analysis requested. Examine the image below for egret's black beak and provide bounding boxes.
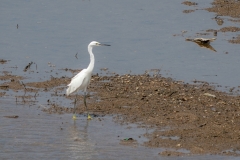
[100,43,111,46]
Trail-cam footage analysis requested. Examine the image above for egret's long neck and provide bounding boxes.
[87,45,95,73]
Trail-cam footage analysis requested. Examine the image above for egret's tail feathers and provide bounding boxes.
[66,88,70,96]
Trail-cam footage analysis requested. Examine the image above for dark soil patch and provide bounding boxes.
[181,1,198,6]
[205,0,240,44]
[228,35,240,44]
[206,0,240,18]
[219,26,240,32]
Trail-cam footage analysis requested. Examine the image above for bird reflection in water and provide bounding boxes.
[67,119,96,159]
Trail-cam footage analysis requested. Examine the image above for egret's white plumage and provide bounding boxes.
[66,41,110,120]
[66,68,91,95]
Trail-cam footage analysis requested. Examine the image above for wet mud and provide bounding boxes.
[182,0,240,44]
[206,0,240,19]
[1,65,240,156]
[181,1,198,6]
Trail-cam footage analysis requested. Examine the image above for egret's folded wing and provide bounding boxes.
[66,69,87,96]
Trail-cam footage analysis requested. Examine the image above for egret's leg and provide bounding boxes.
[72,94,78,120]
[84,92,92,120]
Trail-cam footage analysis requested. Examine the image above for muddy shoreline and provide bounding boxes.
[1,67,240,156]
[1,0,240,157]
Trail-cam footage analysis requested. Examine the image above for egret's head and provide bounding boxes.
[89,41,110,47]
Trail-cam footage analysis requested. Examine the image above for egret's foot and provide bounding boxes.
[72,114,77,120]
[87,114,92,120]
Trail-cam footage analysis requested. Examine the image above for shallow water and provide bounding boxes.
[1,98,240,160]
[1,0,240,159]
[1,0,240,89]
[0,98,156,159]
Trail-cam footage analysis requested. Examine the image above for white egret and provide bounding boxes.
[66,41,110,120]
